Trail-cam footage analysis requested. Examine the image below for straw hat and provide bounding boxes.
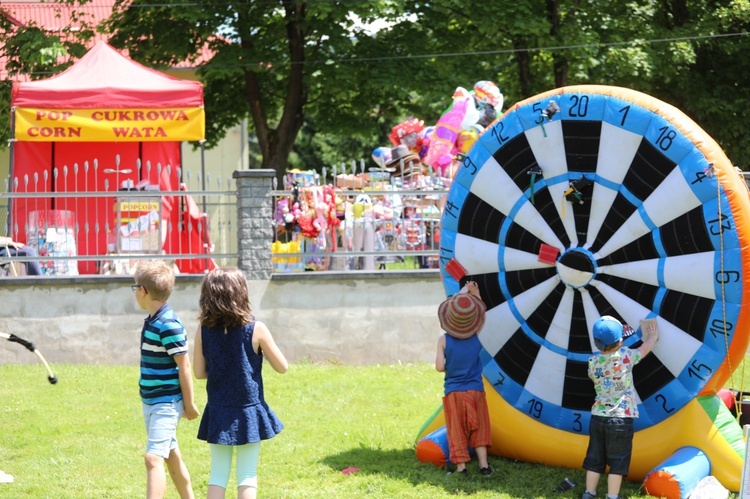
[438,293,486,339]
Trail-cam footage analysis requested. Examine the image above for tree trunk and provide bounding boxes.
[514,38,533,97]
[547,0,569,87]
[242,1,308,185]
[663,0,689,27]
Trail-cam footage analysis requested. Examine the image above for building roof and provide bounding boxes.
[0,0,113,33]
[0,0,209,80]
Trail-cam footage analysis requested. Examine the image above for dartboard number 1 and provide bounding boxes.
[618,106,630,126]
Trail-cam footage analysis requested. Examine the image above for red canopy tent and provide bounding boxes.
[9,41,214,274]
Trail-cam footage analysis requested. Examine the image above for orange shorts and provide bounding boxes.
[443,390,491,464]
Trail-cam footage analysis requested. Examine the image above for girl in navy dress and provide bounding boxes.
[193,267,288,499]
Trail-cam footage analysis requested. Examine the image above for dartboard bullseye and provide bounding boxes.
[418,85,750,491]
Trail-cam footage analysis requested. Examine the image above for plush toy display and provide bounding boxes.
[372,80,504,181]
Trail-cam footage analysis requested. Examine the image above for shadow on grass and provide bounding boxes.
[319,445,586,497]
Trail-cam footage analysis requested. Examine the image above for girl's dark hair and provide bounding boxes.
[198,267,253,328]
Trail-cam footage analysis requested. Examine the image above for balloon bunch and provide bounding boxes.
[372,81,504,179]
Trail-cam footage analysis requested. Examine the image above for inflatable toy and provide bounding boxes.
[643,446,711,498]
[418,85,750,496]
[473,80,503,109]
[422,96,469,174]
[371,146,392,169]
[388,117,425,152]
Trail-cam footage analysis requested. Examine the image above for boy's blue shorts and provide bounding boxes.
[582,415,634,476]
[142,400,183,459]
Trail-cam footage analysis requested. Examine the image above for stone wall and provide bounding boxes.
[0,272,445,366]
[0,168,447,366]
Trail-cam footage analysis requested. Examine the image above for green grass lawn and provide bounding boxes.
[1,360,749,498]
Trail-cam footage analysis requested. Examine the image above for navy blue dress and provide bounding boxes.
[197,322,283,445]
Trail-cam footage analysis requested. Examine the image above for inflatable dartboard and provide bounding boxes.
[416,85,750,492]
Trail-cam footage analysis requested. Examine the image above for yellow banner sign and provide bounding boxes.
[13,107,205,142]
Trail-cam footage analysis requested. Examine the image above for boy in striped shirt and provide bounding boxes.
[134,260,199,499]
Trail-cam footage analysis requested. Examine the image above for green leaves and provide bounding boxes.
[3,0,750,169]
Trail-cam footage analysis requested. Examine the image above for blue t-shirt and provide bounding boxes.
[444,334,484,395]
[139,304,188,405]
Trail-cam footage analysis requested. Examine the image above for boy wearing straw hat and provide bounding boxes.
[435,281,492,477]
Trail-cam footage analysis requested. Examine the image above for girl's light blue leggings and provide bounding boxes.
[208,442,261,489]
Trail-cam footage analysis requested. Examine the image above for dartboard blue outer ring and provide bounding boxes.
[439,85,750,434]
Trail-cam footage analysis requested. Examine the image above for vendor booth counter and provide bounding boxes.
[27,209,78,276]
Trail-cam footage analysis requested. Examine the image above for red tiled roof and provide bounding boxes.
[0,0,210,80]
[0,0,113,33]
[0,0,118,80]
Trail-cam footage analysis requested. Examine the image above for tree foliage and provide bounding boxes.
[2,0,750,175]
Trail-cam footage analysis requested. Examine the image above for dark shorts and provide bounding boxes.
[582,415,634,476]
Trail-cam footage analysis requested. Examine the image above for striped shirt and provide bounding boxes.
[139,304,188,405]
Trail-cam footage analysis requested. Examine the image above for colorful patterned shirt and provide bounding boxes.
[139,304,188,405]
[588,346,642,418]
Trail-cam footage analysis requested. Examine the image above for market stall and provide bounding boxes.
[9,41,212,274]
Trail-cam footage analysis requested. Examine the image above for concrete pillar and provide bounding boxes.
[233,169,275,280]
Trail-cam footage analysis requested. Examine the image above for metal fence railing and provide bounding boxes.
[2,156,456,277]
[270,163,450,273]
[1,166,237,276]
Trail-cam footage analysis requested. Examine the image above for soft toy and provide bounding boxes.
[288,200,301,224]
[422,96,469,175]
[477,102,497,128]
[311,187,329,234]
[474,80,503,128]
[372,198,395,220]
[473,80,503,110]
[418,126,434,160]
[335,191,346,220]
[274,198,290,225]
[297,213,317,238]
[388,118,425,153]
[454,86,480,131]
[352,193,373,220]
[322,185,340,229]
[456,127,480,154]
